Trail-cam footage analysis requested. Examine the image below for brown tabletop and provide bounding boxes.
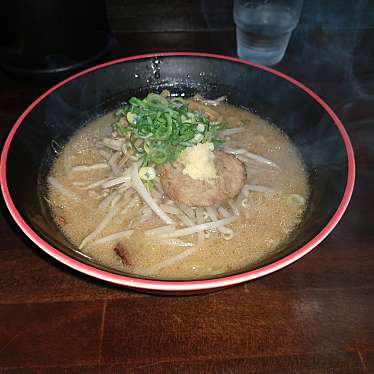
[1,2,374,373]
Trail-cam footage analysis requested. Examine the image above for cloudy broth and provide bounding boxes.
[47,100,309,280]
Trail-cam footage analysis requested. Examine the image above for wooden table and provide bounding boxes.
[1,6,374,373]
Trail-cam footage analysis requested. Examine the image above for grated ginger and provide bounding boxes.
[179,142,217,181]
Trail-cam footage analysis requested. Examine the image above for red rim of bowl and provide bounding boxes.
[0,52,355,292]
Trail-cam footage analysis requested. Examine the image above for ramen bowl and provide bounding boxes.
[0,53,355,293]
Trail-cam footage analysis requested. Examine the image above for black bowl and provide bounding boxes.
[0,53,355,293]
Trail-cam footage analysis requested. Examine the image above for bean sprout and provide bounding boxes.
[218,206,231,218]
[102,138,124,151]
[75,177,111,190]
[243,184,274,194]
[79,202,123,249]
[225,147,279,169]
[220,128,246,136]
[206,206,234,238]
[177,203,196,220]
[48,177,80,201]
[147,238,194,248]
[159,204,183,215]
[196,208,205,246]
[141,246,199,276]
[228,199,240,216]
[64,144,72,178]
[91,230,134,245]
[131,165,174,225]
[72,163,109,172]
[108,151,122,176]
[101,176,132,189]
[155,216,238,238]
[145,224,176,236]
[96,191,118,213]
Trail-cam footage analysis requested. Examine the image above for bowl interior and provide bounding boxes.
[5,55,348,280]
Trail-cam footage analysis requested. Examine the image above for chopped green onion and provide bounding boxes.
[197,123,205,132]
[127,112,136,124]
[114,93,226,169]
[287,194,306,206]
[139,166,156,181]
[146,93,169,107]
[193,133,204,143]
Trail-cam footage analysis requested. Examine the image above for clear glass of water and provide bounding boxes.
[234,0,304,66]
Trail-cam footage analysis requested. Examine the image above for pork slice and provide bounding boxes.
[188,101,221,121]
[159,151,246,207]
[114,243,131,266]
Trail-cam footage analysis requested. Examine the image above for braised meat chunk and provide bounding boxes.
[159,151,246,207]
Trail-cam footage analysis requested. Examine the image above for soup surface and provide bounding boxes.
[47,95,309,280]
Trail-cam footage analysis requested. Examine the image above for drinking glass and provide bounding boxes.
[234,0,304,65]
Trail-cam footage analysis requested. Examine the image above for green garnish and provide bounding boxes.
[287,194,306,206]
[113,93,225,168]
[139,166,156,181]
